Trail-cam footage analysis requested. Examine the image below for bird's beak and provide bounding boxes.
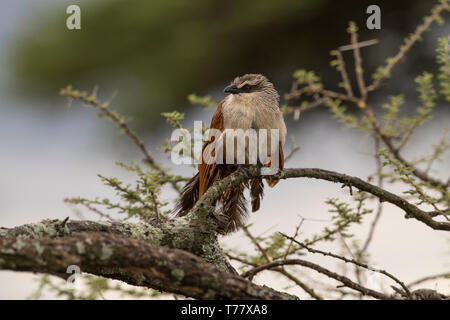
[223,84,240,94]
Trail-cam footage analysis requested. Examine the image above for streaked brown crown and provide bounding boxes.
[231,73,279,102]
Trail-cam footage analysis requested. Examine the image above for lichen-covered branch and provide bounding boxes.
[0,232,296,300]
[0,218,234,273]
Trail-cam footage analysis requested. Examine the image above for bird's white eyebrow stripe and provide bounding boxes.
[237,81,249,88]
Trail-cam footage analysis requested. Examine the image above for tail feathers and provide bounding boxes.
[221,181,248,233]
[173,172,199,217]
[250,178,264,212]
[174,169,269,234]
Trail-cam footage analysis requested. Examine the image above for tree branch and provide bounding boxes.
[0,232,297,300]
[278,232,412,298]
[407,272,450,288]
[190,167,450,231]
[60,86,182,193]
[240,259,392,300]
[0,218,236,274]
[367,0,450,92]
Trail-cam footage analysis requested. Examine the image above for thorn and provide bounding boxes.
[60,216,70,228]
[341,182,353,195]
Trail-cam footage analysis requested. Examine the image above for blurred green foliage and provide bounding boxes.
[9,0,426,128]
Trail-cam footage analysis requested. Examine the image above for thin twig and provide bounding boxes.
[286,85,364,107]
[80,202,115,222]
[338,39,379,52]
[60,86,182,193]
[279,233,412,299]
[241,225,272,263]
[225,253,258,267]
[407,272,450,288]
[284,136,300,163]
[283,218,304,260]
[362,136,384,252]
[241,225,321,299]
[367,0,450,92]
[425,127,450,174]
[335,50,354,97]
[274,268,323,300]
[360,103,447,188]
[241,258,392,300]
[348,21,367,100]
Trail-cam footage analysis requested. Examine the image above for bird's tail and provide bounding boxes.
[220,178,249,233]
[174,167,265,233]
[250,177,264,212]
[173,172,200,217]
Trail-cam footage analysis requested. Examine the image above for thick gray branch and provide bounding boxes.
[0,232,296,300]
[0,218,235,273]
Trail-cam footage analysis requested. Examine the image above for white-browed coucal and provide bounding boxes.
[174,74,286,233]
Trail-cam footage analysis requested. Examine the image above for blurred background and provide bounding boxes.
[0,0,449,298]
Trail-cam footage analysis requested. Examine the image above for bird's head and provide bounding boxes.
[223,74,279,105]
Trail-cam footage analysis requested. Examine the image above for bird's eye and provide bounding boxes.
[243,85,251,91]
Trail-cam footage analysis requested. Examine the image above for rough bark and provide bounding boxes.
[0,218,234,273]
[0,231,296,300]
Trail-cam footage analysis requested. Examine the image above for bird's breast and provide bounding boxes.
[221,97,286,145]
[222,100,255,130]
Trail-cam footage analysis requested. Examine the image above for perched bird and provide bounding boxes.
[174,74,286,233]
